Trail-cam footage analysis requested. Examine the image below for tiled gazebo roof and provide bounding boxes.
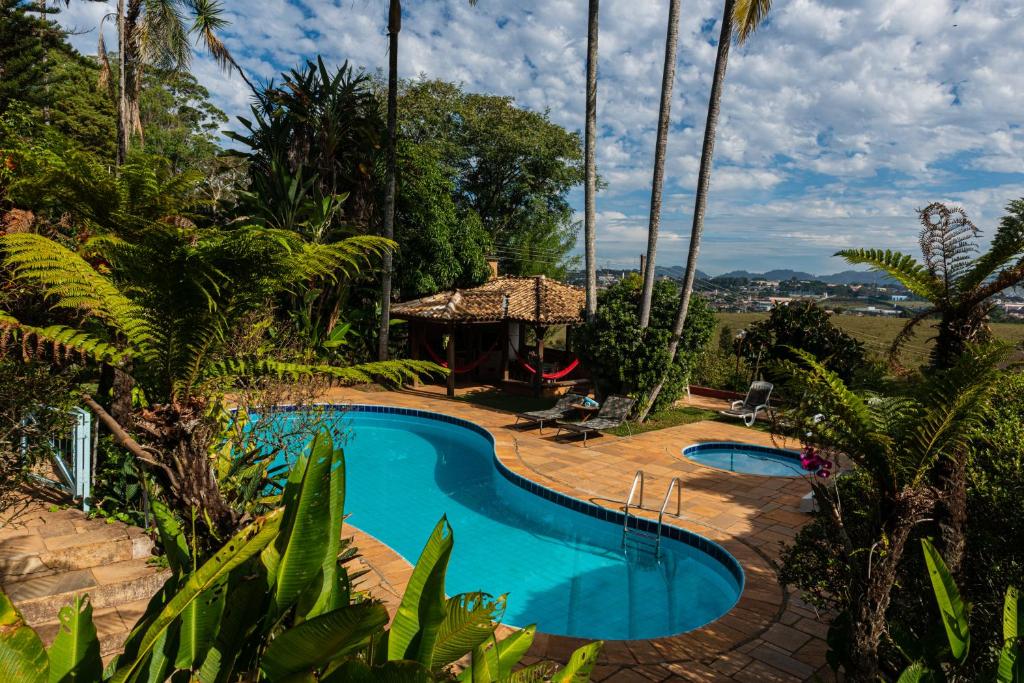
[391,275,585,326]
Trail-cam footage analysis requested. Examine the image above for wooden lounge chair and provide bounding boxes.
[515,393,585,433]
[720,381,773,427]
[555,394,635,445]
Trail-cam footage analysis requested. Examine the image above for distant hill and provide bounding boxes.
[708,268,895,285]
[654,265,710,280]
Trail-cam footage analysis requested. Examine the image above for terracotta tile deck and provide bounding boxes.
[321,386,834,682]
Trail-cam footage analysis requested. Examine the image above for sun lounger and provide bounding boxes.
[515,393,585,433]
[720,381,773,427]
[555,394,635,445]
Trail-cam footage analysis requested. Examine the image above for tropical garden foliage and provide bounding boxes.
[573,274,715,414]
[0,431,602,682]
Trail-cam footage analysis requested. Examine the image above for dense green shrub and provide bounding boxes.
[740,300,866,384]
[573,275,715,413]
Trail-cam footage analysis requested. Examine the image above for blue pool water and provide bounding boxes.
[263,406,742,640]
[683,442,804,477]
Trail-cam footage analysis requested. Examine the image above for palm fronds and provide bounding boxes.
[733,0,772,44]
[202,358,444,387]
[836,248,942,301]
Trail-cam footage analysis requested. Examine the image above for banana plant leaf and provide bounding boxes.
[999,586,1024,683]
[550,641,603,683]
[469,635,500,683]
[109,508,284,683]
[922,538,970,664]
[0,590,48,683]
[429,592,505,670]
[388,516,454,664]
[259,602,389,680]
[46,595,102,683]
[321,658,434,683]
[173,574,228,671]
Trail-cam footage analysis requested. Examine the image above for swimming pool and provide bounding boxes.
[683,442,804,477]
[262,405,743,641]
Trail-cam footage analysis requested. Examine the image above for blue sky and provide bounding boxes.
[56,0,1024,275]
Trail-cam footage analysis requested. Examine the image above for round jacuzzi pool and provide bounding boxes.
[683,441,805,477]
[259,405,743,640]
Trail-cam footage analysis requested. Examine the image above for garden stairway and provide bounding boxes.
[0,498,170,660]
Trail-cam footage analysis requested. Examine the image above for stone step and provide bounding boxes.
[0,520,154,578]
[5,558,171,624]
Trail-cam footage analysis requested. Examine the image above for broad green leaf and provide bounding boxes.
[109,508,283,683]
[303,438,346,619]
[196,568,270,683]
[321,659,433,683]
[998,640,1024,683]
[151,500,190,575]
[430,592,504,669]
[921,538,970,664]
[896,662,932,683]
[470,635,500,683]
[550,641,603,683]
[507,662,559,683]
[46,595,102,683]
[495,624,536,678]
[259,602,389,680]
[272,432,341,616]
[1005,587,1022,641]
[0,590,48,683]
[173,574,227,670]
[387,517,454,663]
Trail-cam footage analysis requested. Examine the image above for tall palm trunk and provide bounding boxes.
[637,0,682,328]
[378,0,400,361]
[640,0,735,422]
[116,0,128,164]
[583,0,600,320]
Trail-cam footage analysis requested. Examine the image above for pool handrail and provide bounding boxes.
[622,470,645,539]
[655,477,683,557]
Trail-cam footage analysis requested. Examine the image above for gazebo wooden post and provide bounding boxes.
[409,322,420,388]
[446,321,456,398]
[533,325,546,396]
[500,320,510,382]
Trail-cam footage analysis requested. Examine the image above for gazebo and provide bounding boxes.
[391,273,586,397]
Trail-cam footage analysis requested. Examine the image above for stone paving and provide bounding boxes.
[321,385,834,682]
[0,496,167,660]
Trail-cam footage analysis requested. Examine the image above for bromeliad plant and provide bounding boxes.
[0,431,602,682]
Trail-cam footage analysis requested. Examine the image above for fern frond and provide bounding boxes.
[837,248,942,301]
[202,358,443,386]
[0,312,126,364]
[1,234,156,347]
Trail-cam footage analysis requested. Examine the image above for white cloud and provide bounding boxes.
[51,0,1024,272]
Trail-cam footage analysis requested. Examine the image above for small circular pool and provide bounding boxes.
[683,442,804,477]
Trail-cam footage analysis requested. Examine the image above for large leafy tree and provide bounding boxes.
[839,200,1024,371]
[640,0,774,421]
[397,80,584,281]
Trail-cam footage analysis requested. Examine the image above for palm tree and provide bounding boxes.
[583,0,600,319]
[98,0,248,164]
[639,0,772,421]
[637,0,682,329]
[377,0,479,360]
[839,199,1024,371]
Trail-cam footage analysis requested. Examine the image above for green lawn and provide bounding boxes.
[455,389,550,415]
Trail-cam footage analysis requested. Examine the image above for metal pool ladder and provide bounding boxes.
[654,477,682,557]
[622,471,683,558]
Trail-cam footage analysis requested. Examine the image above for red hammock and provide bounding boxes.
[516,356,580,380]
[422,340,499,374]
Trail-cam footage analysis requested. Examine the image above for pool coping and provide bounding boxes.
[269,402,789,668]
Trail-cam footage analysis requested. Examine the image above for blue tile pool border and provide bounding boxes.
[266,402,746,592]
